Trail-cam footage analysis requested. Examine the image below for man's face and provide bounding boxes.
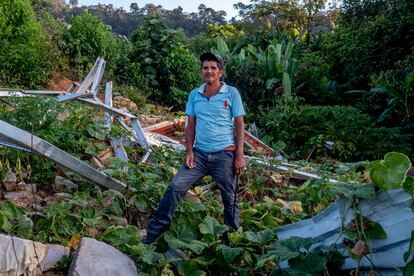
[200,61,224,85]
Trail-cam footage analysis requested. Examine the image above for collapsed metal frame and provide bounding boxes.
[0,57,152,192]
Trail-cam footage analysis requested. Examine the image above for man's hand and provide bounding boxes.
[234,154,245,175]
[185,151,195,169]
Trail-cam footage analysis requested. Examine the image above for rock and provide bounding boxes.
[4,191,42,208]
[41,244,70,271]
[97,148,114,166]
[184,194,202,204]
[17,181,37,193]
[53,176,78,192]
[113,96,138,110]
[53,193,72,201]
[68,238,138,276]
[3,171,17,191]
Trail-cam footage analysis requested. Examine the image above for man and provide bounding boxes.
[143,52,245,244]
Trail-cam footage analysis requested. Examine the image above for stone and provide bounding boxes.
[17,181,37,193]
[53,193,72,201]
[68,238,138,276]
[184,193,202,204]
[97,148,114,166]
[4,191,42,209]
[3,171,17,192]
[53,176,78,192]
[41,244,70,271]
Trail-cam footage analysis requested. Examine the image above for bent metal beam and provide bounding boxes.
[0,120,127,192]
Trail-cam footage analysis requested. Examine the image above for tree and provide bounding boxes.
[0,0,51,87]
[69,0,78,7]
[62,12,121,77]
[128,14,200,108]
[130,3,139,13]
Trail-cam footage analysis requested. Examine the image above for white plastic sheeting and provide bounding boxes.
[0,234,46,276]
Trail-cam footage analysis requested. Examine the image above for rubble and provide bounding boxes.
[3,171,17,192]
[41,244,70,271]
[68,238,138,276]
[4,191,42,209]
[53,176,78,192]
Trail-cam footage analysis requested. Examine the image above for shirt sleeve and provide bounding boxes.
[231,88,246,117]
[185,91,195,116]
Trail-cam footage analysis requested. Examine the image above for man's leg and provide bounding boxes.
[210,151,240,229]
[145,150,208,243]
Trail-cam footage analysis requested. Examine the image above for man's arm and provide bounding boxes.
[185,115,196,168]
[234,115,245,174]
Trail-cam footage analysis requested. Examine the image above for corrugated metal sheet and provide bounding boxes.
[276,189,414,274]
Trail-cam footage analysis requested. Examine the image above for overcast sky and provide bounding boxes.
[75,0,250,19]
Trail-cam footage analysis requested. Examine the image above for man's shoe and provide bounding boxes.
[142,234,157,244]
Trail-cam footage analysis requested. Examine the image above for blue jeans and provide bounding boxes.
[146,149,239,239]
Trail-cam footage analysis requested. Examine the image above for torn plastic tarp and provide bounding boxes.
[0,234,46,276]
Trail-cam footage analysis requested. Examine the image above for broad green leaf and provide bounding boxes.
[0,213,12,232]
[267,243,300,261]
[256,253,279,268]
[62,215,83,236]
[347,216,387,240]
[0,201,25,219]
[165,234,208,255]
[245,229,275,245]
[81,207,96,219]
[404,231,414,262]
[100,226,140,247]
[178,260,206,276]
[404,259,414,276]
[288,253,326,274]
[228,227,244,245]
[241,208,258,219]
[279,236,313,252]
[332,182,375,199]
[141,250,166,265]
[199,216,229,236]
[169,221,197,242]
[369,152,411,191]
[403,176,414,196]
[216,244,244,262]
[15,215,33,239]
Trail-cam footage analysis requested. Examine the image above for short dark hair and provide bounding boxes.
[200,52,224,70]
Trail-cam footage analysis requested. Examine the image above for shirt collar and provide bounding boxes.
[197,82,228,94]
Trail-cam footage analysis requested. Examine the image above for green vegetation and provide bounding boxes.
[0,0,413,274]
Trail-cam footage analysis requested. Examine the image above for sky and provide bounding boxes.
[75,0,249,19]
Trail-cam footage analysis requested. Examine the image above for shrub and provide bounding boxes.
[0,0,51,88]
[128,14,200,109]
[258,101,412,161]
[62,12,121,78]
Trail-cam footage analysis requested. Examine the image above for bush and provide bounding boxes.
[258,100,412,161]
[128,14,200,109]
[0,0,52,88]
[62,12,121,78]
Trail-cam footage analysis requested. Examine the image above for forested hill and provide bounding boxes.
[36,0,228,37]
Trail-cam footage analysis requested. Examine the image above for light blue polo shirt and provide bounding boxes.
[185,82,245,153]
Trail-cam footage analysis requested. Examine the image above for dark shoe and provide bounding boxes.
[142,234,158,244]
[220,231,230,246]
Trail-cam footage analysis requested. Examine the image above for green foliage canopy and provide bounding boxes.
[0,0,51,87]
[62,12,121,77]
